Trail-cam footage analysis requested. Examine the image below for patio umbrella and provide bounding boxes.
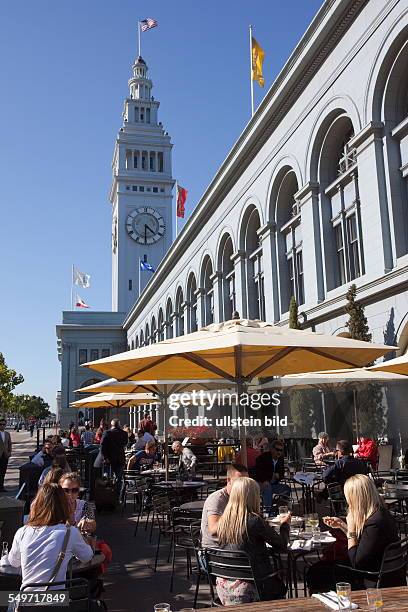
[370,353,408,376]
[71,392,159,417]
[258,368,407,436]
[75,378,234,479]
[82,318,394,466]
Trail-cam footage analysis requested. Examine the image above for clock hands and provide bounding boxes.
[144,224,156,235]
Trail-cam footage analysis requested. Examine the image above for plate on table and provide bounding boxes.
[267,515,303,526]
[314,532,336,543]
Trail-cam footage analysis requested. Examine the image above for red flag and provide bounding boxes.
[177,184,188,218]
[76,294,89,309]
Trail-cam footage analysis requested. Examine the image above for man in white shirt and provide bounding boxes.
[0,420,12,491]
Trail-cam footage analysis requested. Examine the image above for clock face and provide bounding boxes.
[126,207,165,244]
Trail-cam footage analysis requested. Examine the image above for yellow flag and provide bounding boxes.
[251,36,265,87]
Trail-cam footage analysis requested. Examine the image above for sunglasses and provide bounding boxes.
[63,487,79,494]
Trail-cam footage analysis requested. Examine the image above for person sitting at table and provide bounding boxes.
[255,440,290,510]
[127,440,157,471]
[172,441,197,477]
[313,432,335,466]
[123,425,135,446]
[322,440,368,487]
[60,431,70,448]
[215,477,290,605]
[31,440,54,468]
[355,434,378,469]
[38,446,71,486]
[201,463,248,548]
[69,426,81,448]
[8,483,93,590]
[132,428,155,451]
[307,474,405,592]
[235,437,260,473]
[80,424,95,448]
[59,472,96,533]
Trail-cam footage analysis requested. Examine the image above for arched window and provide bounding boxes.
[218,234,235,321]
[151,316,157,344]
[186,273,198,332]
[139,329,144,346]
[131,339,135,350]
[166,299,173,339]
[135,337,139,349]
[242,207,265,320]
[175,287,184,336]
[201,256,214,326]
[158,308,165,341]
[145,323,150,346]
[274,169,303,313]
[318,116,363,289]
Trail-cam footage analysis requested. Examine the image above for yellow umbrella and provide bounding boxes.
[260,368,408,390]
[83,318,394,467]
[71,392,158,412]
[370,353,408,376]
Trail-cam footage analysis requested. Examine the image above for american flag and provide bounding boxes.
[140,18,158,32]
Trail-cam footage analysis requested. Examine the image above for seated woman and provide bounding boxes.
[308,474,405,592]
[8,483,93,590]
[38,447,71,486]
[59,472,96,533]
[215,477,290,605]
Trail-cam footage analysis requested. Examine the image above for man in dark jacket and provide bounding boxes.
[101,419,128,485]
[255,440,290,510]
[323,439,368,487]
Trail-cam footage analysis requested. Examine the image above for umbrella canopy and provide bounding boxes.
[259,368,408,391]
[370,353,408,376]
[71,392,159,409]
[75,378,233,395]
[83,319,394,382]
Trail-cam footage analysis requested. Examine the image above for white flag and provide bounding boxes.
[73,266,90,288]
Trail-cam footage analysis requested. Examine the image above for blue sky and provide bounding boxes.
[0,0,323,410]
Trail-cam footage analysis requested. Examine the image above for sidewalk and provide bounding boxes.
[5,427,54,494]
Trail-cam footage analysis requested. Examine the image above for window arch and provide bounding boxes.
[131,339,135,350]
[200,256,214,326]
[166,298,174,339]
[151,316,157,344]
[186,273,198,332]
[139,329,144,346]
[157,308,165,341]
[145,323,150,346]
[241,206,265,320]
[273,168,303,314]
[175,287,184,336]
[218,234,235,321]
[316,114,363,290]
[135,337,139,349]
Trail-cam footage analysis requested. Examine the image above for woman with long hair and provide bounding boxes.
[308,474,405,591]
[8,483,93,589]
[215,477,290,605]
[59,473,96,533]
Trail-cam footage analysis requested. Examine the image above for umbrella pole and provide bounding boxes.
[353,389,359,440]
[162,390,169,481]
[237,379,248,469]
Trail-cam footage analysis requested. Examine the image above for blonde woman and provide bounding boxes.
[308,474,404,592]
[215,477,290,605]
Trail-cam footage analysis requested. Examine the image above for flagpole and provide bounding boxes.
[71,265,74,311]
[249,25,254,117]
[138,21,141,57]
[138,256,141,297]
[175,181,178,238]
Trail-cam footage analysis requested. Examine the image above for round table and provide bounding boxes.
[154,481,205,490]
[179,500,205,512]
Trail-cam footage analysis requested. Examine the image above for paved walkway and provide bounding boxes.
[5,427,53,494]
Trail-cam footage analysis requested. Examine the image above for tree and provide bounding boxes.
[11,394,50,420]
[0,352,24,414]
[344,284,385,437]
[289,296,301,330]
[345,284,371,341]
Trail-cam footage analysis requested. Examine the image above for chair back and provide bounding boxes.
[327,482,346,516]
[204,547,260,605]
[378,537,408,586]
[21,578,90,612]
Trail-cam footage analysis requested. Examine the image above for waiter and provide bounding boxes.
[0,419,12,491]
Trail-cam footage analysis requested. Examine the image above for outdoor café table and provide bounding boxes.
[179,500,205,513]
[220,586,408,611]
[154,480,205,504]
[292,472,322,513]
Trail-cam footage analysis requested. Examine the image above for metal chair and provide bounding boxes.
[20,578,93,612]
[169,508,199,591]
[327,482,347,516]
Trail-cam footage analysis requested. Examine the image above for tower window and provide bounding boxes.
[141,152,147,170]
[129,279,132,290]
[126,186,130,191]
[149,153,155,171]
[147,187,151,192]
[134,107,139,122]
[133,154,138,169]
[132,186,137,191]
[139,186,145,192]
[160,188,164,193]
[140,108,144,122]
[78,349,87,365]
[90,349,99,361]
[146,108,151,123]
[101,349,110,358]
[158,152,164,172]
[153,187,158,193]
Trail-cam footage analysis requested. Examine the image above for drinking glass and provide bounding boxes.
[336,582,351,611]
[366,588,383,610]
[1,542,8,557]
[154,604,171,612]
[309,512,319,530]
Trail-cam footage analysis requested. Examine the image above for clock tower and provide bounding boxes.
[110,55,174,313]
